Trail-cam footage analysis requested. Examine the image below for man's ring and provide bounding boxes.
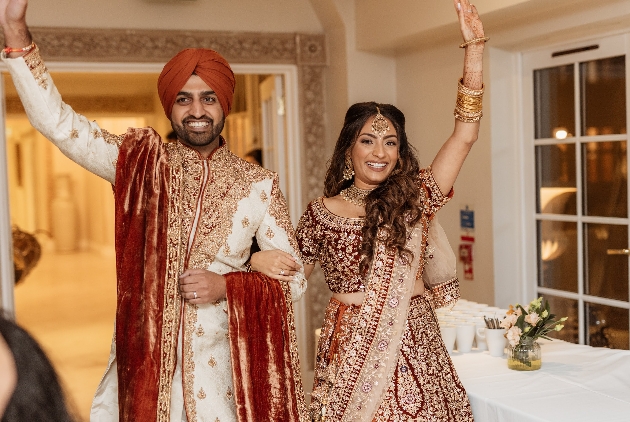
[193,291,197,299]
[280,269,285,276]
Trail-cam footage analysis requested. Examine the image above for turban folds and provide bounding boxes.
[157,48,235,119]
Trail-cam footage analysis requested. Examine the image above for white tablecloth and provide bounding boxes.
[451,339,630,422]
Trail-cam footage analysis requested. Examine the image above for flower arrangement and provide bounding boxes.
[500,297,568,347]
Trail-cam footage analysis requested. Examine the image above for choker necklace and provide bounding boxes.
[340,184,374,207]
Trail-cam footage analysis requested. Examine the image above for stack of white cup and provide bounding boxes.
[436,300,508,356]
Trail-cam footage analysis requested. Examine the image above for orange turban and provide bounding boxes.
[157,48,235,119]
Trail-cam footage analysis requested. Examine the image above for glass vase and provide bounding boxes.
[507,337,541,371]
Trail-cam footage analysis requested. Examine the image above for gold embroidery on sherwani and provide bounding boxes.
[23,46,49,89]
[180,145,270,420]
[195,325,204,337]
[156,143,185,422]
[208,356,217,367]
[260,190,268,202]
[102,129,124,148]
[91,128,101,139]
[197,388,206,400]
[265,227,275,238]
[241,216,250,228]
[226,388,233,400]
[179,299,202,413]
[69,129,79,139]
[185,146,270,270]
[268,177,301,253]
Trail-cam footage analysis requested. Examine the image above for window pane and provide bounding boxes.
[541,295,578,343]
[534,64,575,139]
[536,144,576,214]
[584,223,629,302]
[585,302,629,350]
[538,220,578,292]
[582,141,627,218]
[580,56,626,136]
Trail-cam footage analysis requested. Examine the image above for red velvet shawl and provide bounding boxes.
[114,128,169,421]
[225,272,306,422]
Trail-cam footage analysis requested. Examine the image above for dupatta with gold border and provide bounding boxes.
[322,172,458,421]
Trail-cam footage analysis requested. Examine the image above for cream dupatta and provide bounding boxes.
[322,216,457,421]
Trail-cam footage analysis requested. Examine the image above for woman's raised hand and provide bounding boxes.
[453,0,486,46]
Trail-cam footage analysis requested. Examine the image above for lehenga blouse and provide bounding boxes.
[297,167,459,307]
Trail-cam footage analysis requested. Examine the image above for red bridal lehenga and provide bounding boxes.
[297,168,474,422]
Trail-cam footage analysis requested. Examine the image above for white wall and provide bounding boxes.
[25,0,322,33]
[308,0,397,162]
[396,44,495,304]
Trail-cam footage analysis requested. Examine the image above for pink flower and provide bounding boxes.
[506,326,522,347]
[500,313,517,329]
[525,312,540,326]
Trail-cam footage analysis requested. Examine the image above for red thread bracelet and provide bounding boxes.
[2,42,35,55]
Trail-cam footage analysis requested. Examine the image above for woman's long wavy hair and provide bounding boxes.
[323,102,422,274]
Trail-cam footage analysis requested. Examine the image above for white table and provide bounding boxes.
[450,339,630,422]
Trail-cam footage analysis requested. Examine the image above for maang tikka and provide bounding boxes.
[371,107,390,139]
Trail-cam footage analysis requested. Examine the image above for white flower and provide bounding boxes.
[525,312,540,326]
[500,313,517,329]
[506,326,522,347]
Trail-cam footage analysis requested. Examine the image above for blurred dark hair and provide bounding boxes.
[323,102,422,274]
[0,313,76,422]
[245,148,263,166]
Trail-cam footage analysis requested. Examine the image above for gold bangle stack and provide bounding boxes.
[454,78,484,123]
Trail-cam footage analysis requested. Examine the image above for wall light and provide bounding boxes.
[553,127,568,140]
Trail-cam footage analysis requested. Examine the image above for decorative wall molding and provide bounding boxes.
[24,27,327,65]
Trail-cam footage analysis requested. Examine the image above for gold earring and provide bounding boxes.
[343,156,355,180]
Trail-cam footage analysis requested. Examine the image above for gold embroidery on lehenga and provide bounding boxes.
[305,167,466,421]
[296,198,365,293]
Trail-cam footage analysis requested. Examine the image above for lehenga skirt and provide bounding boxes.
[311,292,474,422]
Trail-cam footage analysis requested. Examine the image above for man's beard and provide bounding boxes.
[171,116,225,149]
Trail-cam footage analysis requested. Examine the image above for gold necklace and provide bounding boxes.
[340,184,374,207]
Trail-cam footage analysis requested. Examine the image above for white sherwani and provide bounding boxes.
[2,47,307,422]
